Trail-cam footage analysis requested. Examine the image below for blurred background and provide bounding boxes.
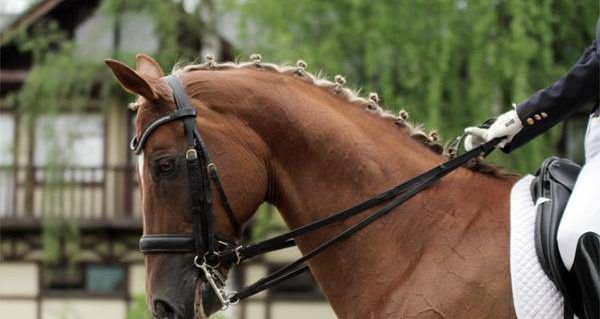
[0,0,597,318]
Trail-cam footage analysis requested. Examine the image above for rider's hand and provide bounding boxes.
[464,109,523,151]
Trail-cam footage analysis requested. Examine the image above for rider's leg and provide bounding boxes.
[557,154,600,270]
[557,115,600,318]
[558,114,600,268]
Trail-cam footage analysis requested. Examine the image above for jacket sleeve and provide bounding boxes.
[502,40,599,153]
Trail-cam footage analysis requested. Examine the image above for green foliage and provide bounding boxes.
[100,0,207,67]
[250,203,286,240]
[232,0,598,173]
[127,294,153,319]
[6,21,93,264]
[5,22,103,113]
[41,217,62,262]
[42,218,81,263]
[6,0,206,115]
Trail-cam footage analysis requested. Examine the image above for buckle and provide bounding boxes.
[213,244,244,265]
[186,148,198,159]
[194,255,238,311]
[207,162,216,171]
[130,137,140,152]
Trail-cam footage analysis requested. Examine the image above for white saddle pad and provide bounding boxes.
[510,175,564,319]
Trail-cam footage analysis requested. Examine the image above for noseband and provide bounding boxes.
[133,75,504,312]
[134,75,241,308]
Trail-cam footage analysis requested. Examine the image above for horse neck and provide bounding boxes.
[188,69,514,317]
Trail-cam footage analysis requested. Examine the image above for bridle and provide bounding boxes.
[133,74,503,311]
[134,75,241,308]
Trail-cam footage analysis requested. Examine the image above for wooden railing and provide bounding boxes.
[0,166,141,223]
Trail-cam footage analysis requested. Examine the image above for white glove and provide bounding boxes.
[464,109,523,151]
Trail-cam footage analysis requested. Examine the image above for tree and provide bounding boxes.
[231,0,598,173]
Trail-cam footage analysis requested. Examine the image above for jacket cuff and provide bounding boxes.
[515,101,550,128]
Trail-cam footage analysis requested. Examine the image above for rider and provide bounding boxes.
[464,25,599,318]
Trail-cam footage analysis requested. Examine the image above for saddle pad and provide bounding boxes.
[510,175,564,319]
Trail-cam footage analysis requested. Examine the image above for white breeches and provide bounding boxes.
[557,114,600,270]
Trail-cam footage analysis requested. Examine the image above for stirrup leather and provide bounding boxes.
[530,156,582,317]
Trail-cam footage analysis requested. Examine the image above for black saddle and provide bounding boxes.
[531,156,585,318]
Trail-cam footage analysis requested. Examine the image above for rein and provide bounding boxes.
[134,75,502,310]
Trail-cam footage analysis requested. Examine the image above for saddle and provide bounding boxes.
[530,156,583,318]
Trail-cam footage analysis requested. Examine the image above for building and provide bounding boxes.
[0,1,334,318]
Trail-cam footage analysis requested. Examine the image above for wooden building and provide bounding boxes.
[0,1,333,318]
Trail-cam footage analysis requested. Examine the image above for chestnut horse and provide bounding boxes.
[106,54,519,319]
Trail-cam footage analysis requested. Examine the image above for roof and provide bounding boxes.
[0,0,63,46]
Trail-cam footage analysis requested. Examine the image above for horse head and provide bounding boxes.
[106,54,268,318]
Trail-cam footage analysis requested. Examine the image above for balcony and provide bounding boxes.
[0,165,141,231]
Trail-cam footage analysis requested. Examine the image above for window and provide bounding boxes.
[44,263,85,291]
[0,113,15,165]
[43,263,125,296]
[75,11,159,60]
[0,113,15,216]
[35,114,104,167]
[86,264,125,293]
[34,114,104,182]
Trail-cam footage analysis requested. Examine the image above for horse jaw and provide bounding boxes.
[194,280,209,319]
[194,280,208,319]
[194,278,224,319]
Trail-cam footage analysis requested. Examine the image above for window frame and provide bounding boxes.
[0,109,17,217]
[40,261,128,298]
[0,108,17,166]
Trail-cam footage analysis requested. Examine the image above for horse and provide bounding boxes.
[106,53,519,319]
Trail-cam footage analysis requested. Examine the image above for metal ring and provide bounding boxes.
[202,253,221,270]
[186,148,198,159]
[193,255,202,268]
[207,162,216,171]
[227,293,240,306]
[130,137,139,152]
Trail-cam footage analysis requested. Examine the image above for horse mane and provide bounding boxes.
[135,54,509,177]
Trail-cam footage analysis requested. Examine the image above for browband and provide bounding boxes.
[130,107,197,154]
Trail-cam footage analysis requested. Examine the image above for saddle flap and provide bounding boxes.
[546,158,581,191]
[531,156,582,311]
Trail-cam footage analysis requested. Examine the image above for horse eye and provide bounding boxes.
[157,158,176,173]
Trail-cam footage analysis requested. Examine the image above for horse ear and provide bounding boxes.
[135,53,164,78]
[105,59,159,101]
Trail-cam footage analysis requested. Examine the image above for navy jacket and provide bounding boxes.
[503,27,600,153]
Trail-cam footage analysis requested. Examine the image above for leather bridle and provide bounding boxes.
[133,74,503,311]
[134,75,241,308]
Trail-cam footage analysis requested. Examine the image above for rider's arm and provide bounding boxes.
[502,39,599,152]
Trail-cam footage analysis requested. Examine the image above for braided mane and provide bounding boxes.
[137,54,507,176]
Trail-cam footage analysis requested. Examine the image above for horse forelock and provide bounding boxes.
[131,55,509,177]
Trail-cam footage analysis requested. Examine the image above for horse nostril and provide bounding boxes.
[154,299,176,318]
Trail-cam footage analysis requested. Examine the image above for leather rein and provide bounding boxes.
[134,75,502,310]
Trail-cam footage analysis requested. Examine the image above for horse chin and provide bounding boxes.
[193,280,220,318]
